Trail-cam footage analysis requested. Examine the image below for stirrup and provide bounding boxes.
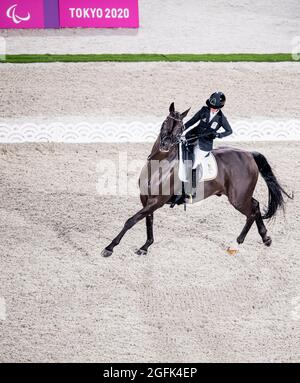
[187,192,196,204]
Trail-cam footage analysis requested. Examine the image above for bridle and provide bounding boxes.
[147,115,184,161]
[160,114,184,146]
[148,114,215,161]
[166,115,183,123]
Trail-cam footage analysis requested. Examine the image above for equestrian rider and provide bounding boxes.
[181,91,233,167]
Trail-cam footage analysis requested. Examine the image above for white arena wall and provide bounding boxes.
[1,119,299,143]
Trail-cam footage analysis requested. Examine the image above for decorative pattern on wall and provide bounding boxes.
[0,119,299,143]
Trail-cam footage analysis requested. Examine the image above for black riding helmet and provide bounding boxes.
[206,91,226,109]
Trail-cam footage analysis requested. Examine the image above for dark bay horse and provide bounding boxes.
[101,103,292,257]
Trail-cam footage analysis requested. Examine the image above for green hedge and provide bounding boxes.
[1,53,299,63]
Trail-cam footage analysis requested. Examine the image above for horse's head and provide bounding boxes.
[159,102,190,152]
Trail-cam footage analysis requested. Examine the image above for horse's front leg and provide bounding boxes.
[135,213,154,256]
[101,199,162,257]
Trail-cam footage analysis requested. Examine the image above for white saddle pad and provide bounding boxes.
[200,152,218,181]
[178,143,218,182]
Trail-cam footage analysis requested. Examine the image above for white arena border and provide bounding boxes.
[0,119,299,143]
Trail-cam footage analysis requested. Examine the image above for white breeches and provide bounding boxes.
[192,145,210,169]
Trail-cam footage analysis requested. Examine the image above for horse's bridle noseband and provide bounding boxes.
[147,115,184,161]
[160,114,184,147]
[167,115,183,123]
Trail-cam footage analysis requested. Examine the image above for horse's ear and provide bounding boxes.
[169,102,175,114]
[180,107,191,119]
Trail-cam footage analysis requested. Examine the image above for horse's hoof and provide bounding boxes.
[236,237,244,245]
[135,248,147,256]
[226,247,239,256]
[263,236,272,247]
[101,248,113,257]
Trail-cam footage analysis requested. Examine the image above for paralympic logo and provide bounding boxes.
[6,3,31,24]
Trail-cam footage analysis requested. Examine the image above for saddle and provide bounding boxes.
[178,144,218,183]
[168,145,218,208]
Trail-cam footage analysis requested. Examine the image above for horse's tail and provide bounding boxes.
[252,151,293,220]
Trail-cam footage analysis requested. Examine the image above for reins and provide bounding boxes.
[147,131,215,161]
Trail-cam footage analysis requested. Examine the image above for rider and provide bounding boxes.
[178,92,232,202]
[181,91,232,164]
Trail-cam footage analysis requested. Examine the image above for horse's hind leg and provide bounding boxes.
[135,213,154,255]
[235,197,272,246]
[230,197,260,245]
[254,199,272,246]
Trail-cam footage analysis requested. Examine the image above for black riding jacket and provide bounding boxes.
[184,106,232,151]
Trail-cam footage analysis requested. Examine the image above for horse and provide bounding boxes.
[101,102,293,257]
